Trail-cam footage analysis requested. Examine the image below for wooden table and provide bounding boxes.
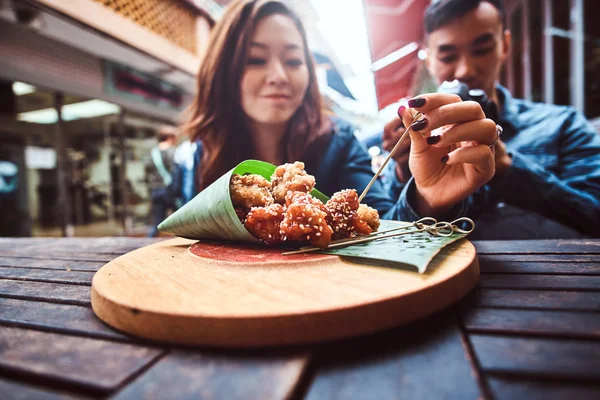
[0,237,599,399]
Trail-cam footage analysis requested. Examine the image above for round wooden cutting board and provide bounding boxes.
[91,238,479,347]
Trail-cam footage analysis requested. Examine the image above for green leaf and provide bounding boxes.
[319,220,466,274]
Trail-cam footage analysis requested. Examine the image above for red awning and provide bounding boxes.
[363,0,429,110]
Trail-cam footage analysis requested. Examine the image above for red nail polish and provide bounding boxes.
[397,105,406,117]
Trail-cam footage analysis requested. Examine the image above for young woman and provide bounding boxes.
[173,0,498,223]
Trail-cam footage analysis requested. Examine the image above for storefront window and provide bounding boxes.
[0,81,168,237]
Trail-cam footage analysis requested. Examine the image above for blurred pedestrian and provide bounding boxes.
[0,159,20,236]
[145,126,178,237]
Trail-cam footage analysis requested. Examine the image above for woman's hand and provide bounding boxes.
[399,94,497,216]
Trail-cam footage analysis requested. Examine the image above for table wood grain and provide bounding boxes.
[0,237,598,399]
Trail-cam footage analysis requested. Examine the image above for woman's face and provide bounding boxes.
[240,14,310,129]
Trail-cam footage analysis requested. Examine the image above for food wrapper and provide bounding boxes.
[158,160,328,241]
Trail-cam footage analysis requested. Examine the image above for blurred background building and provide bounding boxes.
[0,0,214,236]
[0,0,598,237]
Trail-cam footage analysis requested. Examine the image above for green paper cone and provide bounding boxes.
[158,160,329,241]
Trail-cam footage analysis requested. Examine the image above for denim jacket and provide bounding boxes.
[381,85,600,236]
[171,118,422,222]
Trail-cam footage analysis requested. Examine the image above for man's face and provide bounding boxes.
[425,1,511,100]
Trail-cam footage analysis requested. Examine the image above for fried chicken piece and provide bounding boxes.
[270,162,316,204]
[352,217,374,236]
[285,191,331,222]
[280,193,333,248]
[326,189,373,240]
[325,189,359,239]
[357,204,380,231]
[285,191,334,230]
[230,174,274,209]
[244,203,285,246]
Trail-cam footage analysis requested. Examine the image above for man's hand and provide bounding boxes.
[491,137,512,177]
[382,114,411,182]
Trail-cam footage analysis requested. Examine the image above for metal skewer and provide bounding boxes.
[282,217,474,256]
[358,111,423,203]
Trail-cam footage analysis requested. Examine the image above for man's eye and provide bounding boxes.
[439,56,457,64]
[247,58,266,65]
[286,59,303,67]
[473,47,494,56]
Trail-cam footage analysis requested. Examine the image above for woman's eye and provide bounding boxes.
[286,59,303,67]
[247,57,266,65]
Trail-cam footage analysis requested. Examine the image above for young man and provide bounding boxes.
[373,0,600,239]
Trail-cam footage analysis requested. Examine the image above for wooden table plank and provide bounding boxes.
[479,274,600,290]
[474,240,600,254]
[464,308,600,339]
[473,289,600,311]
[304,309,482,400]
[0,280,91,306]
[487,377,600,400]
[0,238,62,248]
[0,253,116,263]
[0,326,164,393]
[0,298,130,341]
[479,258,600,275]
[0,237,163,253]
[0,377,88,400]
[470,334,600,379]
[480,254,600,263]
[0,258,105,272]
[0,267,94,285]
[112,350,309,400]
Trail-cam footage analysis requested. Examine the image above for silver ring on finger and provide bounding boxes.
[489,124,503,148]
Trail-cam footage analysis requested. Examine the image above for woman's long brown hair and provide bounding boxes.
[183,0,329,189]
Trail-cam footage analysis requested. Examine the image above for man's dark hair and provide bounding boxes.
[424,0,505,34]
